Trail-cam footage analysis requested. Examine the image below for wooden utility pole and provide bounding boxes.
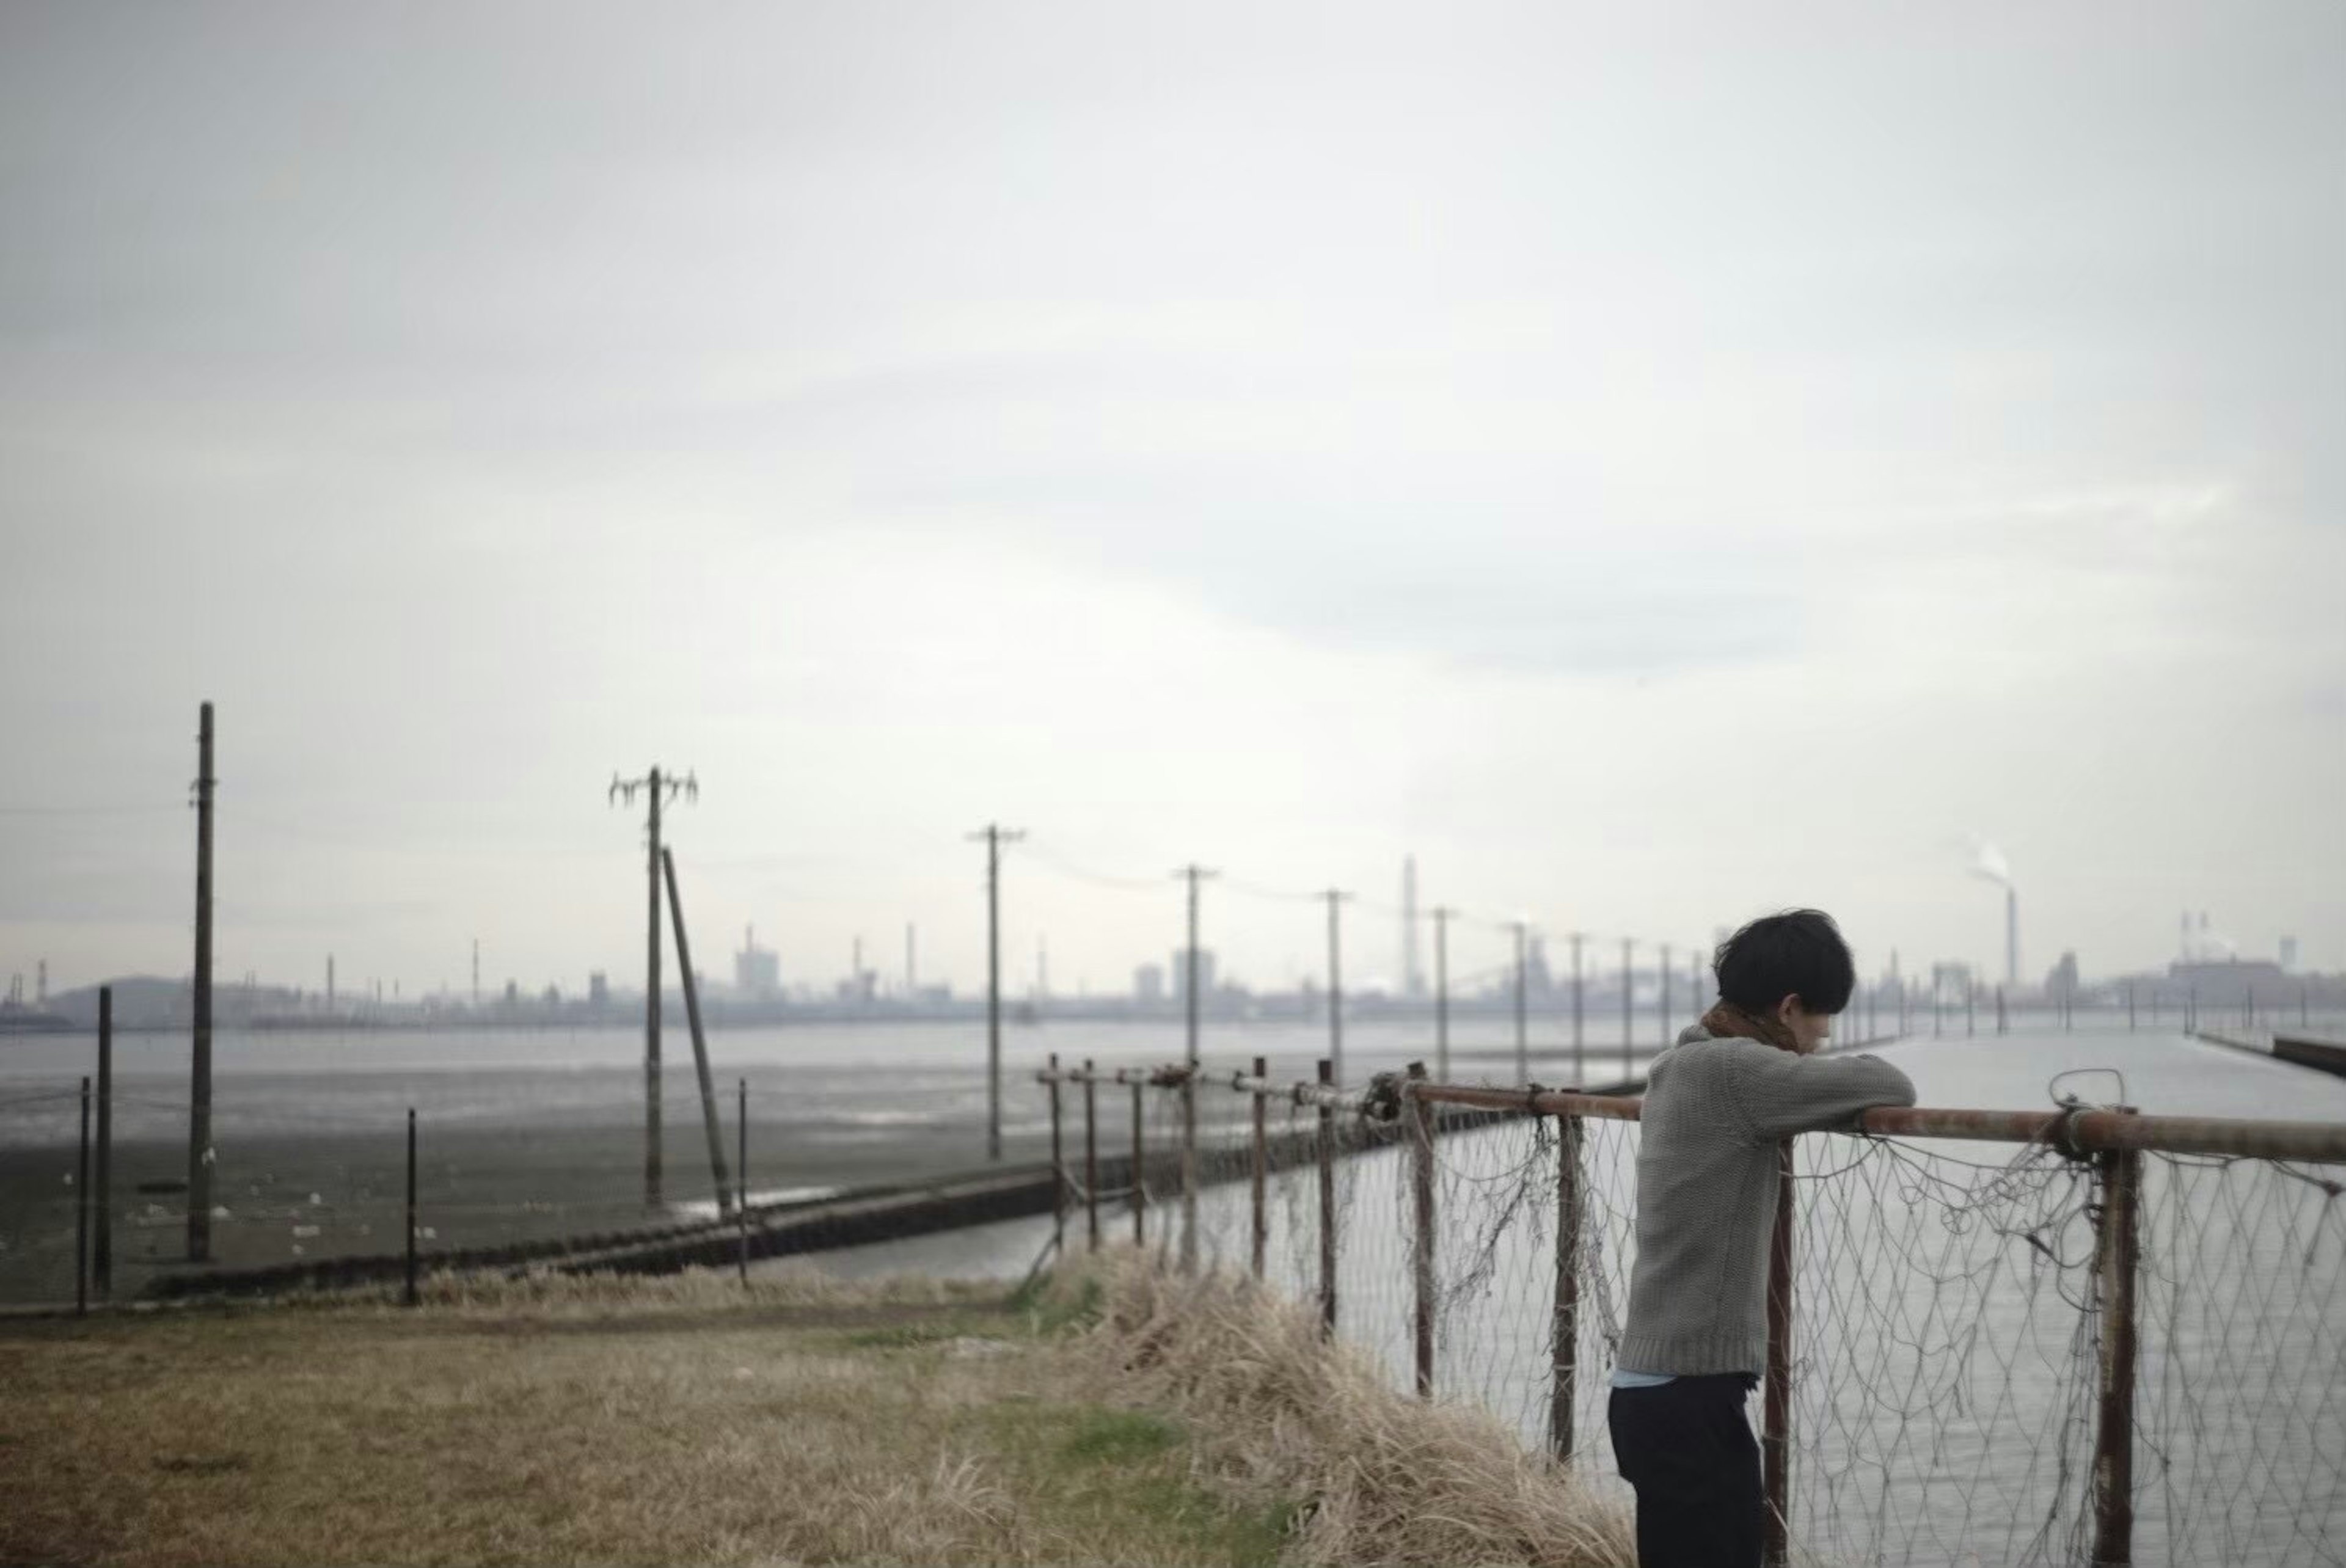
[1321,889,1352,1085]
[969,825,1025,1162]
[612,767,696,1208]
[661,848,732,1216]
[188,700,216,1263]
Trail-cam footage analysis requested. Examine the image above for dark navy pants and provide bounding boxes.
[1607,1373,1764,1567]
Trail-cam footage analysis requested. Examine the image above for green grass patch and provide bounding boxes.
[971,1399,1291,1568]
[1057,1407,1183,1464]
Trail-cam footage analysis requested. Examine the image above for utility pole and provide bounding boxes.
[1322,889,1353,1085]
[612,766,697,1208]
[1510,921,1530,1085]
[188,701,216,1263]
[1432,907,1453,1082]
[969,825,1025,1161]
[1571,933,1586,1087]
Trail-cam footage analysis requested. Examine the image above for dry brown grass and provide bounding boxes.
[1068,1250,1637,1568]
[0,1258,1625,1567]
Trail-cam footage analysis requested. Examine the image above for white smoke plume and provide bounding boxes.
[1965,835,2012,889]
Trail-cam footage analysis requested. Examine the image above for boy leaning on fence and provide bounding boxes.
[1608,909,1915,1568]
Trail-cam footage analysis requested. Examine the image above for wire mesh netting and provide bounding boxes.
[1116,1068,2346,1568]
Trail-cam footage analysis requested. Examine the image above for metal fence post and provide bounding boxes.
[2091,1136,2143,1566]
[1316,1057,1336,1337]
[1249,1054,1268,1282]
[1082,1059,1100,1253]
[1763,1137,1795,1567]
[1550,1112,1582,1461]
[1408,1062,1435,1399]
[2127,984,2136,1032]
[1046,1052,1065,1261]
[404,1107,420,1309]
[1996,984,2008,1035]
[1967,982,1976,1037]
[1130,1077,1146,1246]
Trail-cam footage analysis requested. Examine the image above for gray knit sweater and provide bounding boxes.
[1615,1024,1916,1377]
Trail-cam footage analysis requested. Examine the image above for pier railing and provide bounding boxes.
[1035,1057,2346,1568]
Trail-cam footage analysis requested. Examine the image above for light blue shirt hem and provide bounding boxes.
[1610,1367,1679,1390]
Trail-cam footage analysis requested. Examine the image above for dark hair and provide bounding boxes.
[1712,909,1855,1016]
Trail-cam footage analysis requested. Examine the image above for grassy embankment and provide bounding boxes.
[0,1254,1632,1567]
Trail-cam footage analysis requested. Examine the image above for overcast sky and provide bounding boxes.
[4,1,2341,1002]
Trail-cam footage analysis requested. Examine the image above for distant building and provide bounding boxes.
[2045,952,2080,1003]
[588,971,610,1007]
[2167,957,2287,1004]
[1133,964,1166,1003]
[1931,961,1975,999]
[1172,948,1218,999]
[2280,936,2299,974]
[736,926,780,997]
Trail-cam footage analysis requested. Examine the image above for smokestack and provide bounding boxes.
[2006,886,2019,988]
[1402,856,1421,997]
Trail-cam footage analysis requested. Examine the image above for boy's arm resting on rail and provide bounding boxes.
[1735,1049,1917,1142]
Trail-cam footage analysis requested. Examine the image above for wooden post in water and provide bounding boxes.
[1762,1137,1795,1567]
[1249,1055,1268,1282]
[1433,910,1452,1082]
[2090,1136,2143,1566]
[1045,1052,1065,1261]
[645,771,663,1207]
[1570,933,1585,1086]
[1130,1077,1146,1246]
[75,1077,90,1316]
[93,987,112,1300]
[1620,938,1635,1082]
[1408,1063,1435,1398]
[188,700,216,1263]
[1178,1069,1197,1274]
[736,1079,749,1287]
[404,1108,419,1308]
[1083,1060,1100,1252]
[660,848,732,1216]
[1316,1057,1336,1337]
[1549,1113,1583,1461]
[1511,921,1529,1086]
[1659,941,1672,1049]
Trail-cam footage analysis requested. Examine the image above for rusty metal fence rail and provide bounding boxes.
[1036,1059,2346,1568]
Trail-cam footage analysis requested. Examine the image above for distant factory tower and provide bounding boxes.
[2006,886,2019,989]
[1402,856,1422,997]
